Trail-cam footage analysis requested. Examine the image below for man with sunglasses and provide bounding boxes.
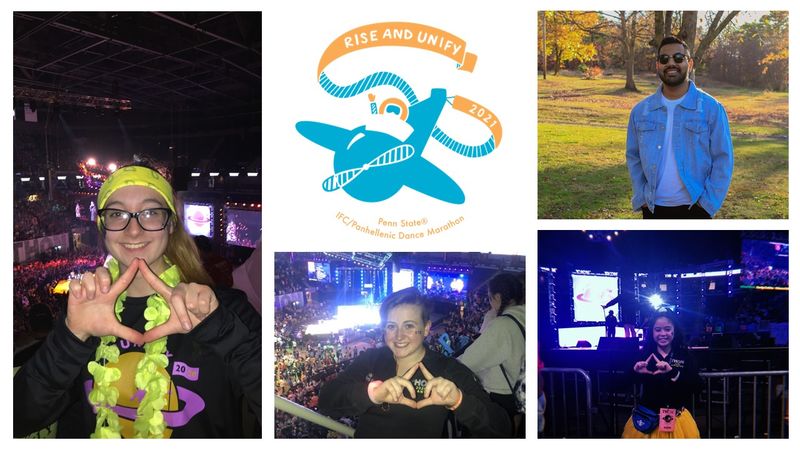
[626,36,733,219]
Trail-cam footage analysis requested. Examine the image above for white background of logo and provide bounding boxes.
[264,0,537,253]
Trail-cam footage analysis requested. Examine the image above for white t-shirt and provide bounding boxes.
[655,94,692,206]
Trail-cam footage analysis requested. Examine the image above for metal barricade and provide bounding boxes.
[694,371,788,438]
[540,367,593,437]
[541,368,788,438]
[274,395,355,438]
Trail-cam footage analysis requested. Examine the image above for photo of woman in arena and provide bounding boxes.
[623,310,700,438]
[14,165,261,438]
[318,287,511,438]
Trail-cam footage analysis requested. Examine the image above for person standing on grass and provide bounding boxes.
[626,36,733,219]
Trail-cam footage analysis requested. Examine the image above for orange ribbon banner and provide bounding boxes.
[452,96,503,147]
[318,22,477,76]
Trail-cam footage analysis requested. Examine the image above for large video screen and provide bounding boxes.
[571,273,619,322]
[184,203,213,238]
[225,208,260,248]
[741,240,789,287]
[307,261,331,282]
[557,326,643,348]
[393,268,415,292]
[425,273,468,301]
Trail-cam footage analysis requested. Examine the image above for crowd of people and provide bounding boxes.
[740,251,789,287]
[13,248,106,339]
[13,197,78,241]
[426,291,490,356]
[275,300,378,437]
[275,255,309,295]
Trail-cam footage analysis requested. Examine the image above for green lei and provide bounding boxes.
[88,258,180,439]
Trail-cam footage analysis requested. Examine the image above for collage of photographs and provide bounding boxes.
[5,4,795,445]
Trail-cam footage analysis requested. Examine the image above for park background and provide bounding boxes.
[538,11,788,219]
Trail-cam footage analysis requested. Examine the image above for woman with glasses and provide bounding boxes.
[14,164,261,438]
[318,287,511,438]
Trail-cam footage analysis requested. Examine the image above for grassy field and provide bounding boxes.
[538,72,788,219]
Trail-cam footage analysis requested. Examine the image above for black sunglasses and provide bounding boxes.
[658,53,688,65]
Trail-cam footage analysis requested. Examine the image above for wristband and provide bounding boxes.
[447,388,463,410]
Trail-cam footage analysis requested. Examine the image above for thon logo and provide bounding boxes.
[297,22,502,204]
[84,352,205,438]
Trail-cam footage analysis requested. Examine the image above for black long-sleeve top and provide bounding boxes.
[634,347,701,411]
[14,288,261,438]
[318,346,511,438]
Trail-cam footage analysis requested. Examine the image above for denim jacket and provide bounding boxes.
[626,80,733,217]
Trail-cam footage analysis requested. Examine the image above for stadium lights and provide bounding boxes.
[57,176,67,180]
[648,294,664,309]
[209,172,220,177]
[108,163,117,172]
[75,175,83,179]
[86,158,96,167]
[229,172,240,177]
[38,177,45,181]
[247,172,258,177]
[21,177,30,182]
[191,172,201,177]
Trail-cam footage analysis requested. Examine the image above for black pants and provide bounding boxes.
[642,204,711,219]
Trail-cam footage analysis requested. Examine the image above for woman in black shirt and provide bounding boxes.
[318,288,511,438]
[622,311,700,438]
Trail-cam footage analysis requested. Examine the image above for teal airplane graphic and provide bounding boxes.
[297,88,465,204]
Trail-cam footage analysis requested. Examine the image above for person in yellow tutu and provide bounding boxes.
[622,311,700,438]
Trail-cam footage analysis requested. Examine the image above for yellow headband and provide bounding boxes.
[97,166,176,228]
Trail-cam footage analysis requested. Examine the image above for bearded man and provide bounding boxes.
[626,36,733,219]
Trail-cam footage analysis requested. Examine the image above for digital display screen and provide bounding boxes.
[741,240,789,287]
[307,261,331,282]
[225,208,260,248]
[571,273,619,322]
[393,268,415,292]
[426,274,467,293]
[184,203,213,237]
[557,326,643,348]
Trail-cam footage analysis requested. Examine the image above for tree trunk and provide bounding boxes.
[665,11,674,36]
[621,12,638,91]
[653,11,664,48]
[554,47,562,75]
[541,11,547,80]
[680,11,698,51]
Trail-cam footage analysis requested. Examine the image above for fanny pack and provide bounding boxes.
[631,404,659,434]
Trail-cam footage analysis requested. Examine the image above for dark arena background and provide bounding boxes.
[13,12,262,391]
[274,252,526,438]
[538,230,788,439]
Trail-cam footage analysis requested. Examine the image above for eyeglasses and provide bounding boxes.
[658,53,688,65]
[98,208,172,231]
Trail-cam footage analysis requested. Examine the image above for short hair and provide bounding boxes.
[488,272,525,314]
[658,36,691,57]
[379,287,431,325]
